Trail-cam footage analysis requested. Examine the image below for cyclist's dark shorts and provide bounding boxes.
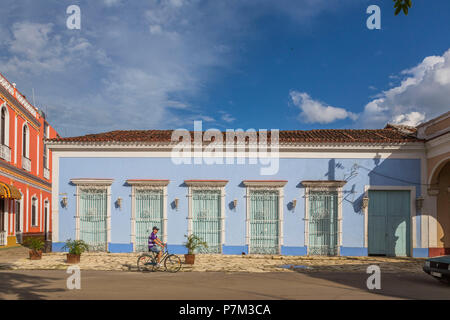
[149,246,160,254]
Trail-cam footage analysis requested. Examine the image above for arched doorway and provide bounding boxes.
[429,160,450,256]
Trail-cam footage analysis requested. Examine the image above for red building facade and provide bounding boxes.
[0,73,58,249]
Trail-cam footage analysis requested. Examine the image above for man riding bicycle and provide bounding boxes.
[148,226,166,267]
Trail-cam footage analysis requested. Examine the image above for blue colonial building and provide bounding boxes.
[46,124,432,257]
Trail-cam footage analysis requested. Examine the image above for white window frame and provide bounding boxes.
[363,185,416,257]
[0,103,10,147]
[243,180,287,254]
[15,191,23,234]
[70,179,114,250]
[43,198,49,236]
[302,180,346,256]
[185,180,228,252]
[126,179,169,252]
[22,123,30,158]
[31,195,38,227]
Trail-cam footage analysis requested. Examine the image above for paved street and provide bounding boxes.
[0,269,448,300]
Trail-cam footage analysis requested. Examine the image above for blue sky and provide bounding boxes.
[0,0,449,137]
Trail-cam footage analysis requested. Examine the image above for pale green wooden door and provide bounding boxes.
[79,188,108,251]
[192,190,222,253]
[308,191,338,256]
[249,190,279,254]
[368,190,411,257]
[135,189,164,252]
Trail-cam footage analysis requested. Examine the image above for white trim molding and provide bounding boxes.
[363,185,416,257]
[302,180,346,256]
[185,180,228,252]
[243,180,287,254]
[71,178,114,251]
[126,179,169,251]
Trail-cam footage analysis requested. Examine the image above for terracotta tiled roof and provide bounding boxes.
[47,127,421,144]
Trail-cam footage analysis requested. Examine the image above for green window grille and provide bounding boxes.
[249,190,279,254]
[79,188,108,252]
[308,191,338,256]
[135,189,164,252]
[192,189,221,253]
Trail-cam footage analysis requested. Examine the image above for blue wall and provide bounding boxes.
[55,157,421,255]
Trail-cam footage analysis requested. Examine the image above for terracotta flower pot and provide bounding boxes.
[184,254,195,265]
[67,253,81,264]
[29,250,43,260]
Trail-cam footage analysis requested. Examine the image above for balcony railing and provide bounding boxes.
[22,156,31,172]
[44,167,50,180]
[0,231,6,246]
[0,144,11,162]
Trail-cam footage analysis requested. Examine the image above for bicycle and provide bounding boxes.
[137,245,182,273]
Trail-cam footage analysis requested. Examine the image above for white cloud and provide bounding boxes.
[220,112,236,123]
[0,0,351,136]
[103,0,122,7]
[361,49,450,128]
[290,91,357,124]
[392,112,426,127]
[1,22,99,75]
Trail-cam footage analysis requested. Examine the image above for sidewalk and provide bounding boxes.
[1,250,426,273]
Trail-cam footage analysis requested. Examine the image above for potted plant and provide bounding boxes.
[63,239,90,264]
[24,238,45,260]
[183,234,208,265]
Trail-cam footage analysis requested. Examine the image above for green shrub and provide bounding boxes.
[24,238,45,252]
[63,239,90,255]
[183,234,208,255]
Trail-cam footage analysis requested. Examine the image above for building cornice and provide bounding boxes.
[301,180,347,188]
[0,77,40,128]
[126,179,170,186]
[243,180,288,188]
[0,159,51,190]
[184,180,228,187]
[46,140,425,152]
[70,178,114,186]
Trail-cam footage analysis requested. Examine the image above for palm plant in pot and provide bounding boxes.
[63,239,90,264]
[24,238,45,260]
[183,234,208,265]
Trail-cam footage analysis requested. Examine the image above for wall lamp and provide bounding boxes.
[416,197,424,211]
[233,199,238,209]
[174,198,179,210]
[61,194,68,208]
[116,197,123,210]
[362,193,369,210]
[291,199,297,209]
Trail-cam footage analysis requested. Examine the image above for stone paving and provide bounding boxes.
[0,248,427,273]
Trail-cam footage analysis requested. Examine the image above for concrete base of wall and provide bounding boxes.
[413,248,429,258]
[222,245,248,255]
[281,246,307,256]
[50,242,438,258]
[340,247,368,256]
[108,243,133,253]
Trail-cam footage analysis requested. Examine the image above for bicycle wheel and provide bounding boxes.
[137,254,155,272]
[164,254,182,273]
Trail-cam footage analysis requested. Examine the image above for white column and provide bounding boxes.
[245,187,250,246]
[107,185,111,250]
[278,188,284,251]
[187,187,192,236]
[40,192,43,232]
[36,135,39,175]
[220,187,226,251]
[163,186,168,244]
[25,189,29,232]
[51,152,59,242]
[14,116,17,164]
[130,187,135,251]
